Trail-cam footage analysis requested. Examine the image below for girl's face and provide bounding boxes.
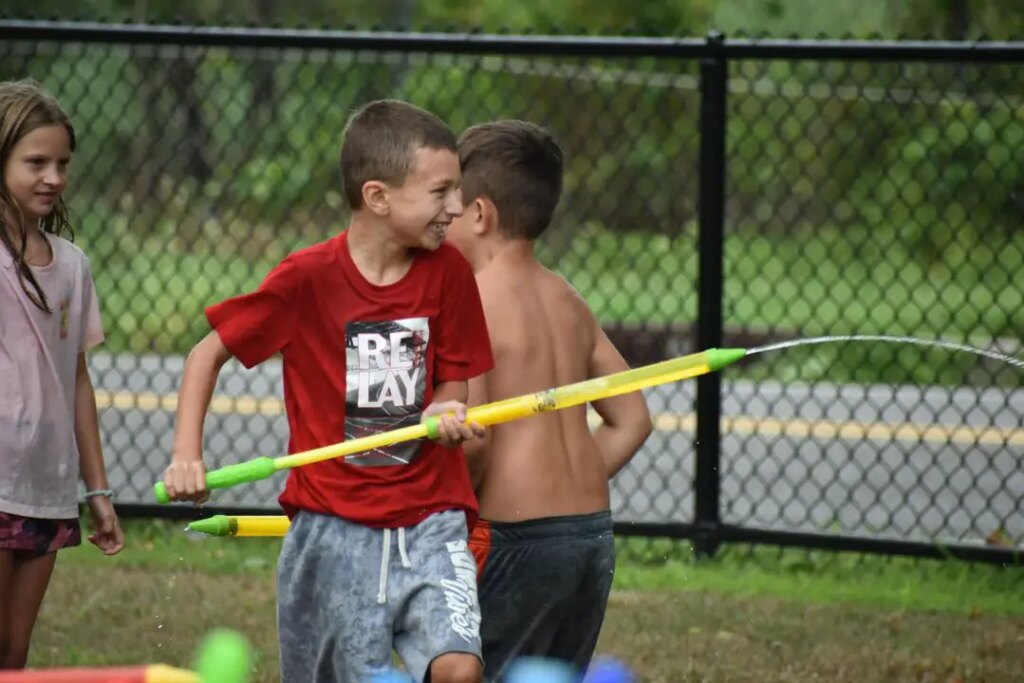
[3,124,72,225]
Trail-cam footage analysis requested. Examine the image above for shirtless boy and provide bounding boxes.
[447,120,653,681]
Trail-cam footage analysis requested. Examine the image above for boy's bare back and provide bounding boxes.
[471,250,648,522]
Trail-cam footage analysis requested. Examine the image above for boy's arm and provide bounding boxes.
[589,327,653,477]
[460,273,500,486]
[422,380,484,448]
[464,373,490,488]
[163,331,233,502]
[427,259,495,454]
[74,352,124,555]
[433,379,468,404]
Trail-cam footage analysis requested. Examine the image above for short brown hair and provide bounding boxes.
[458,120,563,240]
[339,100,457,209]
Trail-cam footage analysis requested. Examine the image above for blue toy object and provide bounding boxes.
[368,667,414,683]
[582,657,636,683]
[504,657,578,683]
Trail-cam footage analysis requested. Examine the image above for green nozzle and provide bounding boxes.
[425,415,440,439]
[194,628,251,683]
[707,347,747,372]
[187,515,237,537]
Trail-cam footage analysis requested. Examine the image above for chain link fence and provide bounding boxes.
[720,54,1023,557]
[2,23,1021,561]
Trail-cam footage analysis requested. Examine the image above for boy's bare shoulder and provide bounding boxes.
[475,262,594,319]
[546,267,598,320]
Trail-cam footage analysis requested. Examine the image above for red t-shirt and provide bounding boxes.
[205,232,493,529]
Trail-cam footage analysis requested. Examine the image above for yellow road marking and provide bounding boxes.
[94,390,284,416]
[647,413,1024,448]
[94,390,1023,448]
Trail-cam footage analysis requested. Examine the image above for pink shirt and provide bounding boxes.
[0,235,104,519]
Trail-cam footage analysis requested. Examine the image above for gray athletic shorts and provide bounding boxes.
[469,510,616,682]
[278,509,482,683]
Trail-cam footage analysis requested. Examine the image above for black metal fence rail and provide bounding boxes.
[3,21,1024,60]
[3,21,1022,565]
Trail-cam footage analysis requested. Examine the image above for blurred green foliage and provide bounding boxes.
[1,0,1021,387]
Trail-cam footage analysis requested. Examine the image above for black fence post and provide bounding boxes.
[694,31,727,559]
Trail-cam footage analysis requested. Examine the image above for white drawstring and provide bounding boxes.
[377,527,412,605]
[377,528,392,604]
[398,527,412,568]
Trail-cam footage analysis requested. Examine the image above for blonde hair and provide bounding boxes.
[0,78,76,312]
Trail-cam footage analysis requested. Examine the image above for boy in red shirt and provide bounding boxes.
[163,101,492,683]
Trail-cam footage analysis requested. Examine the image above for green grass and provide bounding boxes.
[31,519,1024,682]
[65,519,284,575]
[68,521,1024,616]
[615,538,1024,616]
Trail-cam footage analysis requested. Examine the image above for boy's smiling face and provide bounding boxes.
[382,146,463,251]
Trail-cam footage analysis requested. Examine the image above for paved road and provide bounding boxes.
[88,353,1024,547]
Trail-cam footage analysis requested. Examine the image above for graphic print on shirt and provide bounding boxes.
[58,298,70,339]
[345,317,429,467]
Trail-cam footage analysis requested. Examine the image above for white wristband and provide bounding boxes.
[83,488,115,500]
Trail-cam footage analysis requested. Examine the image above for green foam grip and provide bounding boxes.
[153,482,171,504]
[425,415,440,439]
[153,457,278,504]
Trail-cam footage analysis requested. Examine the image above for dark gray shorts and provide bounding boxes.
[469,510,615,682]
[278,509,482,683]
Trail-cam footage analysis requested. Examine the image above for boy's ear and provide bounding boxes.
[362,180,390,216]
[475,197,498,236]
